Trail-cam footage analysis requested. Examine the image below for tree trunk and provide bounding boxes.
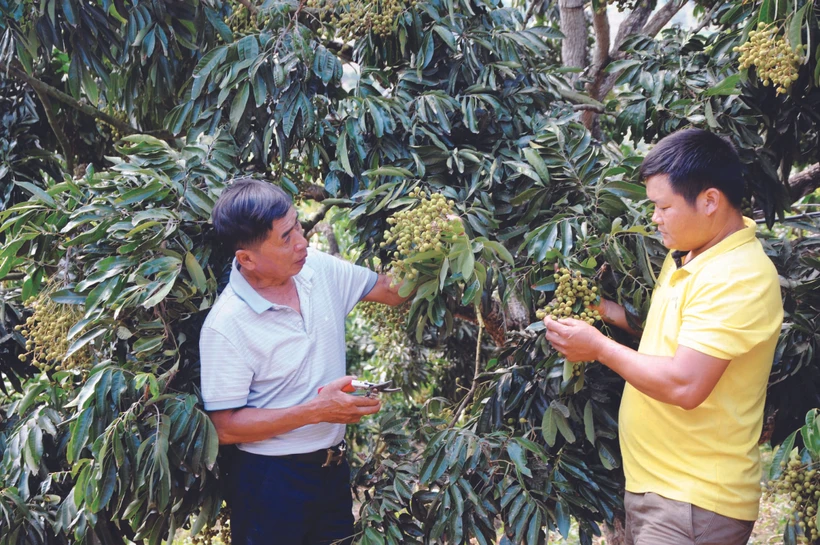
[559,0,588,77]
[602,515,628,545]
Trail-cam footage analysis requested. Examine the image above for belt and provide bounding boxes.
[279,441,347,467]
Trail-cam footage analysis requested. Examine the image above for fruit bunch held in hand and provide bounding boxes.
[536,268,602,377]
[536,268,602,324]
[381,188,462,285]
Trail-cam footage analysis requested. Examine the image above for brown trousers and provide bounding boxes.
[625,492,755,545]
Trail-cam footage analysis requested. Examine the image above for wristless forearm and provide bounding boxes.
[211,404,318,445]
[596,339,687,406]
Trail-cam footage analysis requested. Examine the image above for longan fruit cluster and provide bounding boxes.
[16,292,92,372]
[190,506,231,545]
[307,0,416,40]
[771,455,820,544]
[735,23,803,95]
[536,268,602,377]
[228,5,270,35]
[380,189,461,284]
[359,301,408,332]
[96,105,129,142]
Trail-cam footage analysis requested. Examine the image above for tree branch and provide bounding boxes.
[300,183,329,201]
[0,61,144,139]
[31,86,74,174]
[324,40,355,63]
[574,103,610,114]
[558,88,607,108]
[449,309,484,428]
[524,0,546,24]
[691,2,721,35]
[583,7,611,129]
[641,0,687,38]
[301,202,332,233]
[787,163,820,202]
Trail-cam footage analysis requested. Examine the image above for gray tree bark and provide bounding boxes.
[559,0,588,78]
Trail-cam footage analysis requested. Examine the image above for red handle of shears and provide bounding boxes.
[317,384,357,394]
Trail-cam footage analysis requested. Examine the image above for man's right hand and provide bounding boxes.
[310,375,381,424]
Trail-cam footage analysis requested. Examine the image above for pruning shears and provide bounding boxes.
[318,380,401,397]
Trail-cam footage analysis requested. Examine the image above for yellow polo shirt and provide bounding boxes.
[620,217,783,521]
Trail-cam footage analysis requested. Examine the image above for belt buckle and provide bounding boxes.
[322,443,345,468]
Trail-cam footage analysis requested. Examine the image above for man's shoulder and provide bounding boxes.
[694,238,779,296]
[202,284,253,333]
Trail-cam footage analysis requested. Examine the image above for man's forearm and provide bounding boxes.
[211,403,319,445]
[595,338,695,408]
[597,299,642,337]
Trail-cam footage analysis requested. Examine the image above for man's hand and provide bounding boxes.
[362,274,411,306]
[543,316,608,363]
[309,375,382,424]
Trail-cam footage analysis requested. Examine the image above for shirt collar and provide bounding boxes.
[229,253,315,314]
[671,217,757,274]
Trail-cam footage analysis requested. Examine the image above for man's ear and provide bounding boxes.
[235,248,255,270]
[700,188,722,216]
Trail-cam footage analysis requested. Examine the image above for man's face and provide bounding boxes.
[646,174,711,252]
[237,206,309,279]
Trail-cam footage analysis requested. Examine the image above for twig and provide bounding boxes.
[692,2,721,35]
[274,0,308,55]
[755,211,820,224]
[236,0,259,15]
[449,308,484,428]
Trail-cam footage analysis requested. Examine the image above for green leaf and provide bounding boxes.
[230,81,250,131]
[14,181,56,206]
[65,326,107,360]
[801,409,820,459]
[541,406,557,447]
[363,166,413,179]
[703,74,741,96]
[506,441,532,477]
[554,410,576,444]
[583,400,595,444]
[555,500,570,539]
[770,431,797,480]
[483,240,514,265]
[185,252,207,292]
[522,147,550,185]
[67,407,94,463]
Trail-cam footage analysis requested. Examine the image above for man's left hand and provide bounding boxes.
[543,316,607,362]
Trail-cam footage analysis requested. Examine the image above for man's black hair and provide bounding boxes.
[639,129,746,208]
[212,177,292,253]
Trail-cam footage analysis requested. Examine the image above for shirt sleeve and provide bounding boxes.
[677,274,782,361]
[317,251,378,315]
[199,326,254,411]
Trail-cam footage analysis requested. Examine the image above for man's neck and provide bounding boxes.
[685,213,747,264]
[240,268,293,292]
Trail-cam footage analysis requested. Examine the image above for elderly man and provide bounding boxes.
[199,178,407,545]
[543,129,783,544]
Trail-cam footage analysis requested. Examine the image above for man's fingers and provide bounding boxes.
[323,375,357,391]
[358,402,381,415]
[351,395,381,407]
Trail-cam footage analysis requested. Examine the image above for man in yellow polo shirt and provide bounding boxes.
[543,129,783,544]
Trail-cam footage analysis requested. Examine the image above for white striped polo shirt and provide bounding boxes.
[199,247,378,456]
